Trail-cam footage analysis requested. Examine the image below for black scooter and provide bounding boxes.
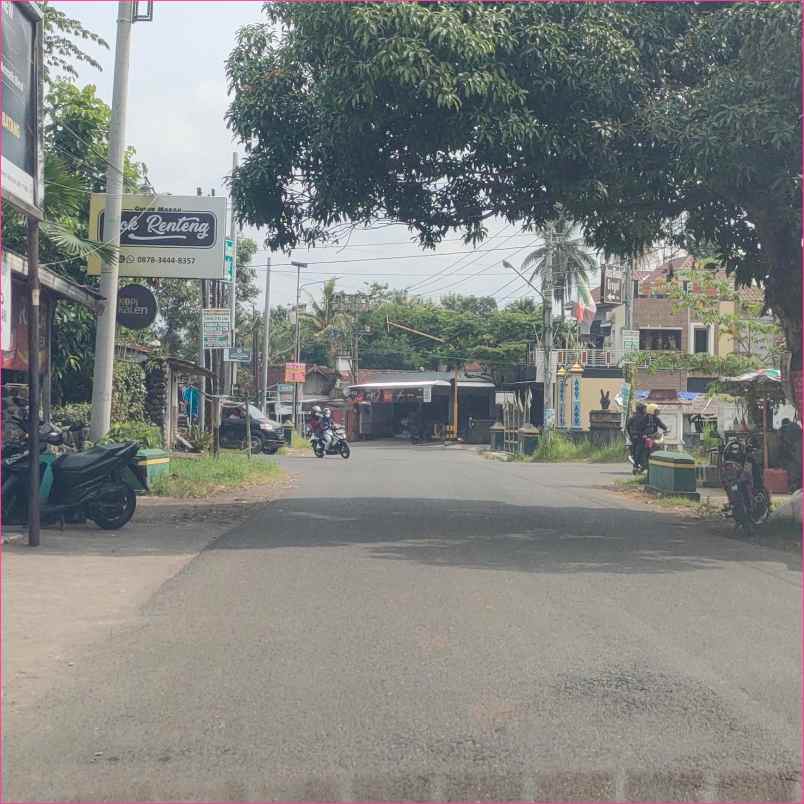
[2,417,145,530]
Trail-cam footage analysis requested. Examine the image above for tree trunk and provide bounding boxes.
[753,213,802,416]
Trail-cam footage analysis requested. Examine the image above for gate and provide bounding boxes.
[502,395,528,454]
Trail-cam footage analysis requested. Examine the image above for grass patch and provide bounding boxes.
[523,432,626,464]
[290,431,308,450]
[150,453,282,498]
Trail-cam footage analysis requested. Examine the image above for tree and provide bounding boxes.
[440,294,498,317]
[519,212,596,321]
[226,3,801,400]
[42,1,109,84]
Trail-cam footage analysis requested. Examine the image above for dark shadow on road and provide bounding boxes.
[212,497,802,575]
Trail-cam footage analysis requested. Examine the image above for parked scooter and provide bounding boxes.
[627,431,665,475]
[719,438,770,534]
[310,425,351,459]
[2,416,145,530]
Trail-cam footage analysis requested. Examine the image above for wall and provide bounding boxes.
[556,375,623,431]
[634,298,690,350]
[635,370,687,392]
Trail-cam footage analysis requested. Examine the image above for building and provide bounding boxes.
[522,255,779,442]
[344,369,496,441]
[2,250,103,439]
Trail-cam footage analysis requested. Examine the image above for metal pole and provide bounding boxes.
[293,262,303,433]
[27,219,41,547]
[89,0,134,441]
[227,153,239,394]
[624,256,634,331]
[261,258,272,414]
[543,230,554,432]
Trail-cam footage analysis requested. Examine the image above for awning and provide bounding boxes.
[347,380,494,390]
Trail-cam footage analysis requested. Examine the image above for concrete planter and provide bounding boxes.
[489,421,505,452]
[648,450,699,500]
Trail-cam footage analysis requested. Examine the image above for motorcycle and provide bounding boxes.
[310,426,351,459]
[2,416,145,530]
[627,430,665,475]
[719,438,770,534]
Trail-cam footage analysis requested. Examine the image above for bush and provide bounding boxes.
[111,362,146,423]
[525,432,626,463]
[52,402,92,429]
[100,421,163,449]
[187,425,212,453]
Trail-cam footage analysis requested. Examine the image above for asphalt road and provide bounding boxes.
[5,444,801,802]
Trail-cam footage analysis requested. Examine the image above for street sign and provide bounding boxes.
[88,194,227,279]
[601,264,625,305]
[224,238,234,281]
[224,347,251,363]
[202,308,231,349]
[278,383,293,395]
[116,284,158,329]
[284,362,306,383]
[622,329,640,353]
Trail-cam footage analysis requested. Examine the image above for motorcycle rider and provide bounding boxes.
[307,405,324,446]
[639,403,668,466]
[626,402,648,466]
[321,407,335,451]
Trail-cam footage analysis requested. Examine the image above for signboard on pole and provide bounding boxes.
[223,347,251,363]
[600,264,624,305]
[622,329,640,353]
[87,194,227,279]
[1,1,44,217]
[116,284,158,329]
[202,308,231,349]
[224,238,234,282]
[284,362,306,383]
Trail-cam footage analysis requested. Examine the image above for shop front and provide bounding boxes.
[2,250,102,440]
[347,378,495,441]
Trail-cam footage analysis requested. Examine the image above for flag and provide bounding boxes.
[575,278,597,324]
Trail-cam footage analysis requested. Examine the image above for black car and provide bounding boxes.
[220,403,284,454]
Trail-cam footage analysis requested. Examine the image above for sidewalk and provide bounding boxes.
[2,486,282,712]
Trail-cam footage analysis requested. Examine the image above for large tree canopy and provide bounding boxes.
[226,2,801,372]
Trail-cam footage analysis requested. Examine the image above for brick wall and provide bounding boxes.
[634,298,691,351]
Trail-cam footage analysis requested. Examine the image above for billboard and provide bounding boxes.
[87,194,227,279]
[201,308,231,349]
[1,1,43,216]
[284,362,306,383]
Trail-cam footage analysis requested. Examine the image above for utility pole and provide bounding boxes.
[227,153,239,394]
[291,261,305,433]
[27,219,41,546]
[543,229,554,432]
[89,1,135,441]
[260,258,272,414]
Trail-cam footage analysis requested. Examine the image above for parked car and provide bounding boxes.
[220,402,284,454]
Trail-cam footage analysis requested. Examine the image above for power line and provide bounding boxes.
[405,223,513,292]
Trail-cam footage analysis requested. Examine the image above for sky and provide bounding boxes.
[57,0,592,309]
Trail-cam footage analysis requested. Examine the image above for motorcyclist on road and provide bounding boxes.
[627,403,647,466]
[644,404,669,437]
[321,407,335,451]
[308,406,324,443]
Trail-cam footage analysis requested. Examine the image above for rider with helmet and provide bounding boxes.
[321,407,335,450]
[644,404,669,437]
[308,405,324,441]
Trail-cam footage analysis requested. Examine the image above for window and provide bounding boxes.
[640,329,682,351]
[693,327,709,354]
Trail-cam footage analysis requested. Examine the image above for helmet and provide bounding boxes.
[323,407,331,416]
[646,403,658,415]
[635,403,647,414]
[311,405,322,415]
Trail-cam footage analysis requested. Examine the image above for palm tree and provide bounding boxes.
[302,278,350,363]
[520,211,597,322]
